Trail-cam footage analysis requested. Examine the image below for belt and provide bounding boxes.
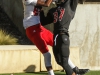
[59,32,66,35]
[59,31,66,35]
[59,31,69,37]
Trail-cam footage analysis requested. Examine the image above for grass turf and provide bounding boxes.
[0,71,100,75]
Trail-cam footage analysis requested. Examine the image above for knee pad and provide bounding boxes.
[43,52,51,67]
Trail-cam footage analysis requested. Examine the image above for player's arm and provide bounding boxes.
[37,0,52,7]
[24,0,52,7]
[70,0,78,11]
[40,10,53,26]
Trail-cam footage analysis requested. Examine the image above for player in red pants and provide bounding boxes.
[23,0,55,75]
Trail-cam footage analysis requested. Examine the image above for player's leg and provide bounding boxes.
[68,58,75,69]
[41,25,53,46]
[43,51,55,75]
[59,34,76,75]
[39,26,54,75]
[53,33,76,75]
[26,24,55,75]
[42,27,89,74]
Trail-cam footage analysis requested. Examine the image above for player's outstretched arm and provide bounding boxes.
[70,0,78,11]
[24,0,52,7]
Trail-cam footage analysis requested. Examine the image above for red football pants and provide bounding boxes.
[26,24,53,53]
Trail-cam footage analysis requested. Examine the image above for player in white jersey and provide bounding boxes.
[23,0,55,75]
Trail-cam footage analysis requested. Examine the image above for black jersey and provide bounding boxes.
[40,0,78,34]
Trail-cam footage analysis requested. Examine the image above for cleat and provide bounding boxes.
[73,66,90,74]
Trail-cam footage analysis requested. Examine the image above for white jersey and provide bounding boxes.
[23,0,57,29]
[23,0,40,29]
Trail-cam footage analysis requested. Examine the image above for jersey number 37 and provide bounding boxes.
[53,8,65,23]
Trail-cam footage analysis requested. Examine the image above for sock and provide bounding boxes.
[48,70,55,75]
[68,58,75,69]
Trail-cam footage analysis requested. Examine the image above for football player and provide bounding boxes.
[40,0,90,75]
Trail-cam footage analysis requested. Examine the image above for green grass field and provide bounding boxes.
[0,71,100,75]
